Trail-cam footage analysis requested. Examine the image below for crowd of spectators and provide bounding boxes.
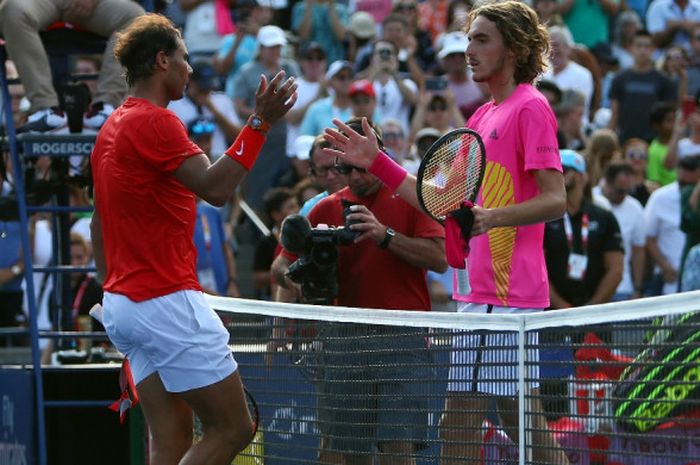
[4,0,700,353]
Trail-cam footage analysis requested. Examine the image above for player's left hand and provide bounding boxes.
[346,204,385,244]
[471,205,494,236]
[254,71,298,125]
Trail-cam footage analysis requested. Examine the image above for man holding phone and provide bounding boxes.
[366,40,419,134]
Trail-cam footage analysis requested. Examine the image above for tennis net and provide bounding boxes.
[208,291,700,465]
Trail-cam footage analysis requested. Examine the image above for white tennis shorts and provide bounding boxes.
[102,290,237,392]
[447,303,540,396]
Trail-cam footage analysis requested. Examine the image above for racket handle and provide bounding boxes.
[369,151,408,191]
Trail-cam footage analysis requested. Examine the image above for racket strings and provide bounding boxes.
[420,134,483,218]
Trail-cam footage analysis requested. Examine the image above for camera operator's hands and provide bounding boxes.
[254,71,298,126]
[345,204,387,245]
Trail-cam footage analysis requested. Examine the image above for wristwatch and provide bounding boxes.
[10,264,22,277]
[247,114,271,133]
[378,227,395,249]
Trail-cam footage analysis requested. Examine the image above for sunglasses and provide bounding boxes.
[396,4,416,11]
[429,103,447,112]
[626,150,647,160]
[378,49,393,60]
[190,120,216,136]
[310,164,340,177]
[334,159,367,175]
[334,73,353,81]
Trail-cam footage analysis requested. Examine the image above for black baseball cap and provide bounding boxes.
[299,42,326,60]
[191,61,219,90]
[679,154,700,171]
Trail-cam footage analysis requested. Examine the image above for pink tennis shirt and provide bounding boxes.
[454,83,562,308]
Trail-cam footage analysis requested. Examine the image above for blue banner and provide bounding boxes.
[0,368,34,465]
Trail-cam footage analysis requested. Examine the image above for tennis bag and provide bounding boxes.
[613,311,700,433]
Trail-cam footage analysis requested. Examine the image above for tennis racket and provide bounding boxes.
[244,386,260,440]
[416,128,486,222]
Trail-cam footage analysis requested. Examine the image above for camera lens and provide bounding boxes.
[379,49,392,60]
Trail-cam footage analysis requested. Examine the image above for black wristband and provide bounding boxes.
[378,227,395,249]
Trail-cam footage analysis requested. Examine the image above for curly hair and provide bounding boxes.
[113,13,182,87]
[467,0,550,84]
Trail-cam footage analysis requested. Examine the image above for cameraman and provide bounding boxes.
[274,118,446,465]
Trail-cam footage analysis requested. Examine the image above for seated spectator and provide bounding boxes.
[380,118,411,167]
[555,89,587,150]
[348,79,379,121]
[644,155,700,295]
[213,0,273,97]
[608,30,676,145]
[537,79,563,109]
[533,0,567,28]
[545,26,595,122]
[365,40,418,134]
[666,90,700,173]
[253,187,299,300]
[590,42,620,110]
[679,158,700,290]
[585,128,622,188]
[300,60,354,137]
[68,232,103,350]
[293,177,323,207]
[418,0,449,42]
[232,25,300,209]
[442,0,472,36]
[657,44,688,102]
[292,0,348,64]
[646,0,700,51]
[285,42,327,159]
[347,11,377,66]
[622,138,657,206]
[0,0,144,132]
[409,92,465,143]
[390,1,437,76]
[647,101,680,186]
[409,127,442,173]
[594,162,647,301]
[611,10,643,71]
[438,31,487,120]
[277,134,314,189]
[372,14,426,89]
[168,61,241,159]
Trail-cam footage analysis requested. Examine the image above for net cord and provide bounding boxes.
[206,290,700,331]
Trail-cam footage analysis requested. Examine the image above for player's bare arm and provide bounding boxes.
[175,71,298,206]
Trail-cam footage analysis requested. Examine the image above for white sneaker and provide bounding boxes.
[83,102,114,129]
[18,107,67,133]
